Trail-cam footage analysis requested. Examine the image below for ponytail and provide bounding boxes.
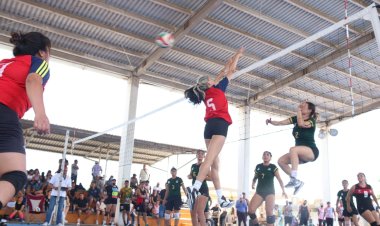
[10,31,51,56]
[306,102,317,119]
[184,85,205,105]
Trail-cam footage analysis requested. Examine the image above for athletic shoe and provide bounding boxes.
[293,180,304,195]
[57,223,63,226]
[42,222,49,226]
[219,196,234,208]
[284,178,298,188]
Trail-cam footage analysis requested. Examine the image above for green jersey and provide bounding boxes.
[290,116,316,148]
[255,163,277,194]
[166,177,183,198]
[191,163,208,191]
[337,189,355,209]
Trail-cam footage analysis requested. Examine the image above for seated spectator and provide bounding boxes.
[8,191,25,222]
[45,170,52,183]
[73,193,91,225]
[151,202,160,226]
[88,181,101,202]
[96,197,106,225]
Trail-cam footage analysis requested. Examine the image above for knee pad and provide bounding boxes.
[370,222,377,226]
[249,213,257,220]
[267,215,276,224]
[165,213,171,220]
[0,171,27,195]
[173,212,180,219]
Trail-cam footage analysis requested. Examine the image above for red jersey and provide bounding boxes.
[203,77,232,124]
[0,55,50,118]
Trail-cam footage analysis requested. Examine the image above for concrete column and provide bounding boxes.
[237,105,251,197]
[117,75,139,184]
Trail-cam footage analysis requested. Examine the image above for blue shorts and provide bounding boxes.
[0,103,25,153]
[159,204,166,218]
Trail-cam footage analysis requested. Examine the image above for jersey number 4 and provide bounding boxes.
[206,98,216,111]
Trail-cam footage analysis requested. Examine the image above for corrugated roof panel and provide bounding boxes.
[166,0,208,11]
[105,0,190,27]
[331,57,380,85]
[276,88,344,115]
[302,0,363,20]
[353,41,380,65]
[238,0,332,35]
[307,69,375,101]
[210,4,304,48]
[192,21,279,59]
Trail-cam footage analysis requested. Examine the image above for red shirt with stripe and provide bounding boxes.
[353,183,373,208]
[0,55,50,118]
[203,77,232,124]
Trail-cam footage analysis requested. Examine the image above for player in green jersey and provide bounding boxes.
[163,167,187,226]
[266,102,318,195]
[336,180,359,226]
[248,151,287,226]
[188,150,211,226]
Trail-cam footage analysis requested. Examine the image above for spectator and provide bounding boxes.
[324,202,335,226]
[226,207,237,226]
[73,193,90,225]
[104,178,118,225]
[45,190,51,212]
[92,161,102,179]
[211,204,222,226]
[42,159,71,226]
[236,195,248,226]
[71,160,79,185]
[317,203,325,226]
[158,187,166,220]
[298,200,310,226]
[88,181,100,211]
[96,197,106,225]
[283,201,294,226]
[135,182,148,226]
[119,180,133,226]
[153,182,161,193]
[45,170,52,183]
[8,191,25,222]
[274,204,283,226]
[130,174,138,190]
[139,164,150,183]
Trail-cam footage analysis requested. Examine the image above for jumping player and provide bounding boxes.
[336,180,359,226]
[0,31,51,211]
[185,48,244,208]
[346,173,380,226]
[188,150,211,226]
[266,101,318,195]
[248,151,287,226]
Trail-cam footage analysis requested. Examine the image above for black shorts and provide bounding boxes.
[285,216,293,225]
[120,203,130,212]
[358,204,374,215]
[343,207,358,217]
[104,198,117,205]
[0,103,25,153]
[136,203,146,213]
[204,118,229,139]
[338,218,344,222]
[165,196,182,211]
[256,190,274,200]
[298,146,319,163]
[199,183,209,197]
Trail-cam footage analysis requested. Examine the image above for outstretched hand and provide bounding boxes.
[266,118,272,125]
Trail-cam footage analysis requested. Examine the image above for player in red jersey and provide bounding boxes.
[0,31,51,210]
[346,173,380,226]
[184,48,244,210]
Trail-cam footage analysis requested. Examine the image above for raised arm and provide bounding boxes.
[225,47,244,81]
[266,118,292,126]
[297,102,313,128]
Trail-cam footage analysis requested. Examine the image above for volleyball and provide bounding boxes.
[155,32,174,48]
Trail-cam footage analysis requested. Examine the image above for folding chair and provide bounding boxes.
[26,194,45,223]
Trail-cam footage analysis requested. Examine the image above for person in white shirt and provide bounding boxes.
[324,202,336,226]
[153,182,161,193]
[139,164,150,183]
[43,159,72,226]
[92,161,102,179]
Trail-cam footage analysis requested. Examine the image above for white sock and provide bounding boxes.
[291,170,297,179]
[193,180,202,190]
[216,189,223,200]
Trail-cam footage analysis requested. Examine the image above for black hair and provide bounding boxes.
[306,102,317,119]
[10,31,51,56]
[263,151,272,157]
[184,85,205,105]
